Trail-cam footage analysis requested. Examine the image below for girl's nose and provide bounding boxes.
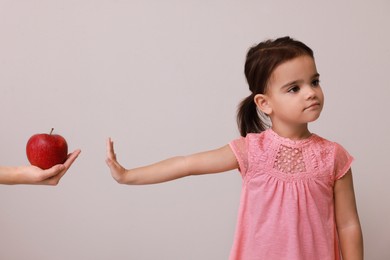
[304,86,317,99]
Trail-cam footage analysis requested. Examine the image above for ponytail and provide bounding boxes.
[237,94,269,137]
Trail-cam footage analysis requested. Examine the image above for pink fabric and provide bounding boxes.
[229,129,353,260]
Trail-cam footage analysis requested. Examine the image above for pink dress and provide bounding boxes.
[229,129,353,260]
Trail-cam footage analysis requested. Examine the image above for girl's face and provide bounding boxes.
[255,55,324,135]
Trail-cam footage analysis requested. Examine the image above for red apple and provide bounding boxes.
[26,128,68,170]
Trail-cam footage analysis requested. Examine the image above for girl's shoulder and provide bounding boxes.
[231,131,270,150]
[307,134,354,180]
[231,130,352,158]
[310,134,351,155]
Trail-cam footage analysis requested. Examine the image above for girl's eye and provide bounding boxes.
[312,79,320,87]
[288,86,300,93]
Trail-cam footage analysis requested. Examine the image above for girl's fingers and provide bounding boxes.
[105,158,114,168]
[106,138,116,160]
[106,157,120,170]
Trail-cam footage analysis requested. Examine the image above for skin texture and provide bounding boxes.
[334,169,364,259]
[106,138,237,185]
[0,149,81,185]
[106,55,363,259]
[254,55,324,140]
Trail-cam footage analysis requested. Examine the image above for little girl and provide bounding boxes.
[106,36,363,260]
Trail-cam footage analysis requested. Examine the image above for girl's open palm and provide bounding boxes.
[106,138,126,183]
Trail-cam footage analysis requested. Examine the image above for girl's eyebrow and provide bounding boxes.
[280,73,320,89]
[312,73,320,78]
[281,80,300,89]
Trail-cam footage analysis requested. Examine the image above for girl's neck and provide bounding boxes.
[271,124,312,140]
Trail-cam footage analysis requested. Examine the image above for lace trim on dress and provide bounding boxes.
[273,145,306,174]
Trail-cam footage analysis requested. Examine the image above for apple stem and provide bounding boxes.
[50,128,54,135]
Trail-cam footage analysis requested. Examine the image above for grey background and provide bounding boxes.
[1,0,389,259]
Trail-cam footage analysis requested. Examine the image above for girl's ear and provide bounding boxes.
[254,94,272,115]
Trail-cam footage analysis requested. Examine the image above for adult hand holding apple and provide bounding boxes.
[0,128,80,185]
[0,149,81,185]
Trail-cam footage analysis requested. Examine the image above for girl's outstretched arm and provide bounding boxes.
[334,169,364,259]
[105,138,238,185]
[0,149,81,185]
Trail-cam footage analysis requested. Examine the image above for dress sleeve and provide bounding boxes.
[333,143,354,180]
[229,136,249,177]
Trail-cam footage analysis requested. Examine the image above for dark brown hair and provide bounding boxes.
[237,36,314,136]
